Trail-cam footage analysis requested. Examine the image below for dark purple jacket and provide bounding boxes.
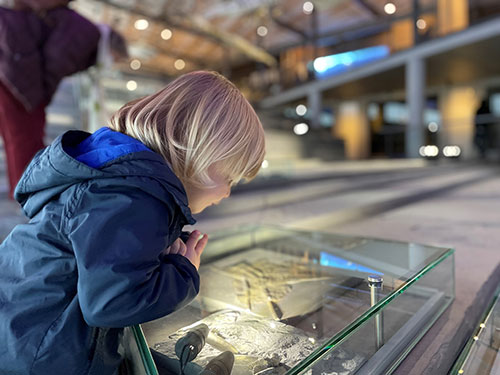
[0,6,100,111]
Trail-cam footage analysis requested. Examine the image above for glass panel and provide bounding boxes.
[137,225,453,375]
[297,252,454,375]
[450,287,500,375]
[121,326,159,375]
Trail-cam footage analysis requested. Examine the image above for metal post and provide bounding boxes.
[368,275,384,349]
[307,89,322,128]
[405,58,426,158]
[413,0,421,45]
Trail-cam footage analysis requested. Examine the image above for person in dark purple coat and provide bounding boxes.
[0,0,106,198]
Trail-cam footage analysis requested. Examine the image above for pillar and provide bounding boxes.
[438,87,481,159]
[307,89,322,128]
[334,101,370,160]
[437,0,469,36]
[406,58,425,158]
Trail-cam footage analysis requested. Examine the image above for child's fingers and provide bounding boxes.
[178,241,187,256]
[169,239,180,254]
[185,230,200,251]
[195,234,208,254]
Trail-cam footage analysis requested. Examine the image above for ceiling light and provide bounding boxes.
[416,19,427,30]
[384,2,396,15]
[174,59,185,70]
[126,80,137,91]
[427,122,438,133]
[296,104,307,116]
[303,1,314,15]
[257,26,268,37]
[130,59,141,70]
[161,28,172,40]
[134,19,149,30]
[293,123,309,135]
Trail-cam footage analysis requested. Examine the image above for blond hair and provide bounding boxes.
[108,71,265,187]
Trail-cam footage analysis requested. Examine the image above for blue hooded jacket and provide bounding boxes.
[0,128,199,374]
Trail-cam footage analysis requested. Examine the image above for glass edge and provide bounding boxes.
[386,295,454,374]
[131,324,159,375]
[448,286,500,374]
[286,247,455,375]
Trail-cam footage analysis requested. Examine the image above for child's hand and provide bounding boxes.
[164,231,208,270]
[184,230,208,270]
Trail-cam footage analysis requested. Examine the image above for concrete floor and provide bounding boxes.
[330,171,500,375]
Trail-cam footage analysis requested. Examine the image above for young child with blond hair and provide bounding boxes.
[0,71,265,374]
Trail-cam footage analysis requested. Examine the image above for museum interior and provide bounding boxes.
[0,1,499,374]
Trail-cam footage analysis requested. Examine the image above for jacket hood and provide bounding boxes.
[14,129,195,224]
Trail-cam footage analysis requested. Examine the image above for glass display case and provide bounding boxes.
[450,286,500,375]
[125,225,455,375]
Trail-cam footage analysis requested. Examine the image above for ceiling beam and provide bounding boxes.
[94,0,277,67]
[354,0,383,17]
[269,6,309,41]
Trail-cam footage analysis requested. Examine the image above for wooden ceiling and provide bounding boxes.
[69,0,493,78]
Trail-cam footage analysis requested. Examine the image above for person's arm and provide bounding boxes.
[65,183,200,328]
[10,0,70,11]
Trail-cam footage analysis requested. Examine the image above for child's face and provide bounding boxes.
[184,166,232,214]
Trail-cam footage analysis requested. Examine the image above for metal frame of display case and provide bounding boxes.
[123,225,455,375]
[450,286,500,375]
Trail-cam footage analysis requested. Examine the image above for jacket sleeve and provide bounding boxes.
[66,184,200,328]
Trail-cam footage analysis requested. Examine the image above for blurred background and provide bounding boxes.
[1,1,500,374]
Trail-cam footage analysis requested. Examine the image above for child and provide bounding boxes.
[0,71,265,374]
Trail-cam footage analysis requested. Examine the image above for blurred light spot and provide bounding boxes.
[313,46,389,78]
[480,323,486,328]
[134,19,149,30]
[458,370,464,374]
[303,1,314,14]
[420,145,439,157]
[296,104,307,116]
[308,337,316,344]
[443,145,461,157]
[130,59,141,70]
[416,19,427,30]
[261,160,269,169]
[294,123,309,135]
[269,322,277,329]
[257,26,268,37]
[161,28,172,40]
[126,80,137,91]
[384,2,396,15]
[473,336,479,341]
[428,121,438,133]
[174,59,185,70]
